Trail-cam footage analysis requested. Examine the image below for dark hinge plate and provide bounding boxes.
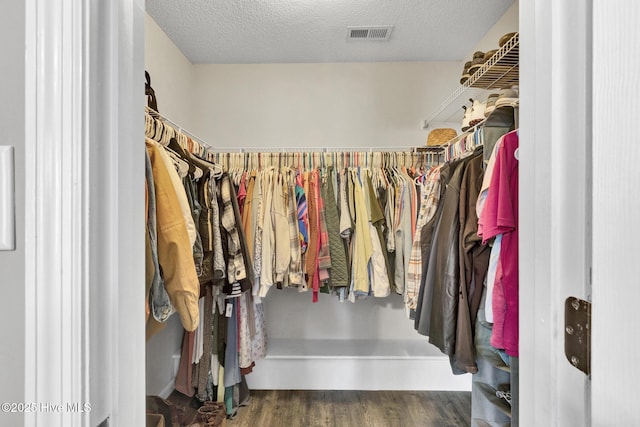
[564,297,591,375]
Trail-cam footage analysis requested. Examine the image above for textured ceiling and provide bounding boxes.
[146,0,514,64]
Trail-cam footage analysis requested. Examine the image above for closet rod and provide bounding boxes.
[438,101,520,155]
[440,120,486,152]
[145,105,212,150]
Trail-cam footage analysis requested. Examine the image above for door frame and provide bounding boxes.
[591,1,640,425]
[519,0,592,426]
[24,0,145,425]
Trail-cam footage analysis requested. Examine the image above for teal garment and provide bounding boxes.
[224,386,234,416]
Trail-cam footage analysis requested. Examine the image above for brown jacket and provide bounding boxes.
[454,152,490,373]
[425,155,471,359]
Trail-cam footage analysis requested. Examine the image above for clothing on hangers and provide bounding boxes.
[145,108,265,411]
[405,164,443,317]
[478,130,520,357]
[145,138,200,334]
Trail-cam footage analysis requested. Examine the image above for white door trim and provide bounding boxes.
[24,0,145,425]
[591,1,640,425]
[520,0,592,426]
[24,0,90,425]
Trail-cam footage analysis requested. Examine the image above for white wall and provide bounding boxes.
[191,62,461,150]
[467,0,519,58]
[146,316,184,397]
[264,291,420,341]
[144,13,195,397]
[0,1,25,425]
[145,13,196,129]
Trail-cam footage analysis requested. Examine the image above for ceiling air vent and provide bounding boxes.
[347,25,394,41]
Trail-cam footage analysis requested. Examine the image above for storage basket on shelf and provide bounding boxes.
[426,128,457,147]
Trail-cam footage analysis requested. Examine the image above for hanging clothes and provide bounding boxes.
[405,164,442,318]
[183,175,204,277]
[295,173,309,256]
[316,174,332,285]
[152,139,198,248]
[174,148,453,310]
[273,172,293,287]
[396,167,417,298]
[285,172,305,287]
[320,167,347,289]
[252,170,265,295]
[197,168,226,285]
[305,170,322,301]
[478,131,520,357]
[203,151,431,304]
[476,135,505,323]
[413,162,450,334]
[145,138,200,334]
[365,173,391,297]
[349,169,374,300]
[219,173,253,296]
[414,150,480,374]
[145,150,173,327]
[146,111,269,413]
[454,152,490,373]
[195,287,215,401]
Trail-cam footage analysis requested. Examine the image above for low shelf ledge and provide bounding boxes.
[246,339,473,391]
[264,338,448,360]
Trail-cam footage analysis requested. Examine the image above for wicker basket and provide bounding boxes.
[426,128,457,147]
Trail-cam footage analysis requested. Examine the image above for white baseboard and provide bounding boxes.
[172,353,181,378]
[157,354,181,399]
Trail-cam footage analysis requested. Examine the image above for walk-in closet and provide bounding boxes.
[144,1,519,425]
[13,0,640,426]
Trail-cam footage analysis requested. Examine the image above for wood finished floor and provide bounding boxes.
[228,390,471,427]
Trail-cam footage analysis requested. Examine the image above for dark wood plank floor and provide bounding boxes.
[229,390,471,427]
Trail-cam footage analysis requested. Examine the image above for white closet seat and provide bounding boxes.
[247,338,472,391]
[265,338,447,360]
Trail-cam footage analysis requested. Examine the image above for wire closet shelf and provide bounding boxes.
[423,32,519,129]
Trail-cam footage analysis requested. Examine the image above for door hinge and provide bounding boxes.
[564,297,591,375]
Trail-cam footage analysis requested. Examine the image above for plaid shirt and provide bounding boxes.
[405,166,442,312]
[220,174,247,284]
